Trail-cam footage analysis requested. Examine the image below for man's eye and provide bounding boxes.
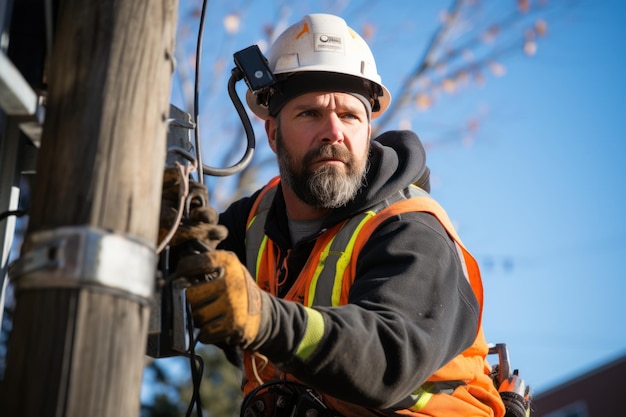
[341,113,360,120]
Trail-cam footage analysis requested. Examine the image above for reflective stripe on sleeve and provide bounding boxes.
[295,307,325,361]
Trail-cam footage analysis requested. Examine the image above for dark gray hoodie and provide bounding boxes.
[218,130,479,410]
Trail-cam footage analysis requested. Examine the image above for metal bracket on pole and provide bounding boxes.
[9,226,157,302]
[0,51,44,145]
[0,51,37,117]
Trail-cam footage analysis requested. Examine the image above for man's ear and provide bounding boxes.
[266,118,278,154]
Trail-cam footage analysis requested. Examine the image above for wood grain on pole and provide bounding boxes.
[1,0,179,415]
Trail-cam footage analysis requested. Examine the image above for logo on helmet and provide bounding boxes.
[319,34,341,44]
[315,33,343,52]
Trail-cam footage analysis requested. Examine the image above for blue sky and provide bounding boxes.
[466,1,626,392]
[420,0,626,393]
[171,0,626,395]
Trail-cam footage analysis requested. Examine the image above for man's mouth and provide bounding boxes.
[318,157,344,163]
[306,145,351,169]
[313,157,346,168]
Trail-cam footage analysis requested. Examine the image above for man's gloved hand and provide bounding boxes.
[159,166,228,249]
[178,250,268,349]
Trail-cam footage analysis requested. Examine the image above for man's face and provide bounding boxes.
[266,92,371,209]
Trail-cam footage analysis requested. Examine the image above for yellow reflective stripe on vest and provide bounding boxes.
[410,383,435,411]
[307,235,337,307]
[256,235,269,281]
[408,381,465,412]
[375,381,465,416]
[246,212,267,280]
[245,187,277,280]
[309,210,377,307]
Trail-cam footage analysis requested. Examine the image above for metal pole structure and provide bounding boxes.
[0,0,179,415]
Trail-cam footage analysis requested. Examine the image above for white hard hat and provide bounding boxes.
[246,13,391,120]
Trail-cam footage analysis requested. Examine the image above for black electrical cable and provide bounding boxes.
[197,68,256,177]
[183,0,258,412]
[193,0,209,183]
[185,302,204,417]
[187,0,210,411]
[201,69,256,177]
[192,1,256,178]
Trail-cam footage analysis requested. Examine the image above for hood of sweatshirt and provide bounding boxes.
[322,129,430,227]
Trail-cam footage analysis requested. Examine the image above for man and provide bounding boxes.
[166,13,505,417]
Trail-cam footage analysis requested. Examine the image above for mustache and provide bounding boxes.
[303,144,353,166]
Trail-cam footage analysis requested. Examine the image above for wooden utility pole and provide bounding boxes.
[1,0,178,415]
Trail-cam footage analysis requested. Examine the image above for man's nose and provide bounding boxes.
[320,113,345,144]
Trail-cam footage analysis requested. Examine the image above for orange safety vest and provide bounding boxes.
[243,177,505,417]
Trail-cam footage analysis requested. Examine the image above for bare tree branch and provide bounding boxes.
[374,0,465,134]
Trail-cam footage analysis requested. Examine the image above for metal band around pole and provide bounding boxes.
[10,226,156,302]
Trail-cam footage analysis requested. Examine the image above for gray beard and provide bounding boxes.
[276,129,369,209]
[300,163,365,208]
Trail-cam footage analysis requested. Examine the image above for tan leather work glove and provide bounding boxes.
[178,250,268,349]
[159,167,228,250]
